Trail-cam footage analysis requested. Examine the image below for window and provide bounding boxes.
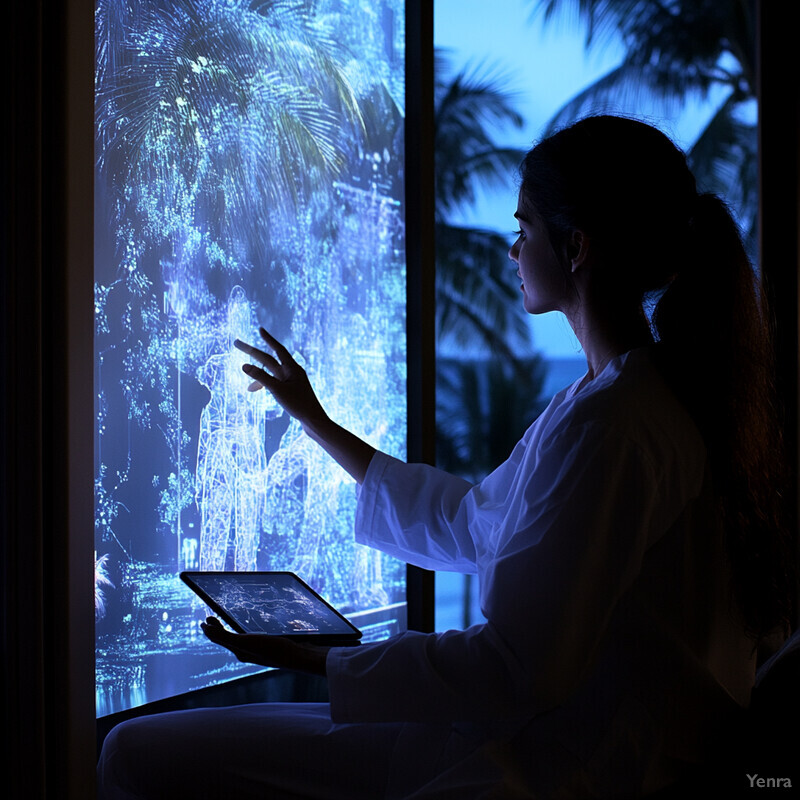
[433,0,757,630]
[94,0,411,716]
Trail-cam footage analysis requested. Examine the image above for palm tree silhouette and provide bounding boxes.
[531,0,757,254]
[434,53,536,359]
[434,52,546,481]
[436,354,547,628]
[97,0,364,266]
[436,356,547,481]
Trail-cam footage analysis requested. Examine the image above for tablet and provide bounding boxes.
[180,571,362,645]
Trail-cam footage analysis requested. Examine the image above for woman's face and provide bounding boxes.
[508,191,572,315]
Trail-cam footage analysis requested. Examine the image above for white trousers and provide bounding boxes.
[96,702,494,800]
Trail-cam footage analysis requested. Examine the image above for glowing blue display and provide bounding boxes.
[95,0,407,716]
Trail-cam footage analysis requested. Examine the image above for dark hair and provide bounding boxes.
[520,115,794,639]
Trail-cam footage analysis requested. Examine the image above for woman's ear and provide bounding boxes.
[568,230,592,273]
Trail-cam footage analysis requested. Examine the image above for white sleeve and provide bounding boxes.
[355,434,534,572]
[354,451,478,572]
[328,419,704,723]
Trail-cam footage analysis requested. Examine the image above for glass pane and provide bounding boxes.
[95,0,408,716]
[433,0,756,630]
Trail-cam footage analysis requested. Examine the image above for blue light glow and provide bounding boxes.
[95,0,407,716]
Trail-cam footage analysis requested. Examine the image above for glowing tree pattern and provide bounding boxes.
[196,287,280,572]
[95,0,407,716]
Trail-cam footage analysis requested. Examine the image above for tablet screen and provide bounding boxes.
[181,571,361,640]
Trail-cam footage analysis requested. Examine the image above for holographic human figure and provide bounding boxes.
[261,310,393,609]
[266,416,346,583]
[335,318,393,609]
[196,287,280,571]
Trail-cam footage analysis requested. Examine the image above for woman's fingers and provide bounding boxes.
[234,338,281,375]
[201,617,297,668]
[241,363,266,380]
[234,329,298,380]
[200,617,232,646]
[232,328,325,425]
[201,618,259,660]
[258,327,293,363]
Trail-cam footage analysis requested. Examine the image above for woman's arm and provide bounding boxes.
[237,328,482,569]
[235,328,376,484]
[327,416,702,723]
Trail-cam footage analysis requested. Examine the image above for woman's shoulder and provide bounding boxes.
[545,347,705,457]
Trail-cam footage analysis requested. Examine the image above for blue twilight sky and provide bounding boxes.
[433,0,724,358]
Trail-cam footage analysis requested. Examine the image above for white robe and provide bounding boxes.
[327,347,755,796]
[98,348,755,799]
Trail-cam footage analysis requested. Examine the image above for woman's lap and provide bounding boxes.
[97,702,469,800]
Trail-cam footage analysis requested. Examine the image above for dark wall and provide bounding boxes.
[2,0,95,797]
[758,1,800,627]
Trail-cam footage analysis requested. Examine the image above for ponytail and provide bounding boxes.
[654,193,794,639]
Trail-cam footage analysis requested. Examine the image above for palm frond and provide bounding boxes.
[542,63,682,133]
[436,223,534,356]
[688,95,757,255]
[435,55,526,214]
[534,0,752,116]
[96,0,365,257]
[436,356,547,479]
[532,0,756,259]
[94,552,115,620]
[533,0,643,51]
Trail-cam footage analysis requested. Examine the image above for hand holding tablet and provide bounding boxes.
[180,571,362,646]
[200,616,331,676]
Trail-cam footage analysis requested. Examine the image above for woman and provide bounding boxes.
[98,116,793,798]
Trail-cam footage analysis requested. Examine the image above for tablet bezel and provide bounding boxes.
[180,570,362,645]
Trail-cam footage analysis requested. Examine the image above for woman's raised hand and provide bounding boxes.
[235,327,377,484]
[234,328,327,430]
